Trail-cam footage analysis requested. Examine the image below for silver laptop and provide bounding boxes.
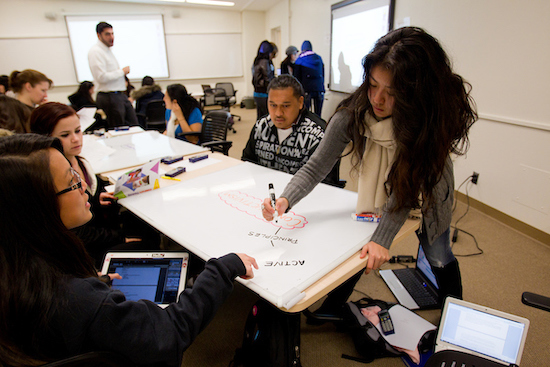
[435,297,530,366]
[380,244,440,310]
[101,252,189,308]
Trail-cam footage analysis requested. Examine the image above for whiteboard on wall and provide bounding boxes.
[0,15,243,88]
[66,14,169,82]
[119,162,377,309]
[165,33,243,79]
[0,37,77,87]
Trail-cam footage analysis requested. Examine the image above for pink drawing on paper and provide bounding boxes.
[218,190,308,230]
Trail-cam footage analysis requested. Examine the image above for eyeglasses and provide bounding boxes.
[56,168,83,196]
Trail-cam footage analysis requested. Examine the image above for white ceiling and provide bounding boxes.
[88,0,281,12]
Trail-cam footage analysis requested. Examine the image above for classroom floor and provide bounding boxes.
[179,105,550,367]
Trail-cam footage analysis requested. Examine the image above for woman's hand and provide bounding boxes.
[99,192,117,206]
[261,197,289,221]
[360,241,390,274]
[236,253,259,279]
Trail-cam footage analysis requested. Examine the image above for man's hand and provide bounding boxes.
[123,66,130,74]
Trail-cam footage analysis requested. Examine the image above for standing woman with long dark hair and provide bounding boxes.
[262,27,477,320]
[163,83,203,144]
[252,40,277,119]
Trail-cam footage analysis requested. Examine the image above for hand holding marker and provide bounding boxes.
[269,183,278,223]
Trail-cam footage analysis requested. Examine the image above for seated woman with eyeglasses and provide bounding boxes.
[30,102,158,267]
[0,133,258,366]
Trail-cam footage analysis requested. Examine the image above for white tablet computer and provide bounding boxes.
[101,252,189,308]
[435,297,530,366]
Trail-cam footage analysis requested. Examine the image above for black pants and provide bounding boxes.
[254,96,268,120]
[304,91,324,117]
[97,92,138,129]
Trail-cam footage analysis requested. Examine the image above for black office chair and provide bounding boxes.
[177,110,233,155]
[41,351,131,367]
[137,99,166,132]
[215,82,240,132]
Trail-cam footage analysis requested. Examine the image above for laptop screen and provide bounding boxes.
[106,257,187,305]
[416,245,439,290]
[439,301,528,364]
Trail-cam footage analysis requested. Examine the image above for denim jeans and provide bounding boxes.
[416,226,455,268]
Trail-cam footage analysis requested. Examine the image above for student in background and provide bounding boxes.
[293,41,325,116]
[0,75,8,94]
[263,27,477,321]
[88,21,138,128]
[242,75,339,186]
[0,94,32,133]
[29,102,155,267]
[9,69,52,110]
[280,46,299,75]
[163,84,202,144]
[0,133,258,366]
[68,81,97,111]
[68,81,107,131]
[131,75,164,127]
[252,40,277,119]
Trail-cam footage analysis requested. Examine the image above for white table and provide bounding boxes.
[119,162,379,310]
[81,131,209,174]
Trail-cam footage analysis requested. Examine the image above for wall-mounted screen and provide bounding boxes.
[330,0,394,93]
[65,14,169,83]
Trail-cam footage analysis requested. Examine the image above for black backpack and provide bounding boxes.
[230,300,302,367]
[342,297,436,363]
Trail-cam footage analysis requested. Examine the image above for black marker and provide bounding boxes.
[268,183,278,223]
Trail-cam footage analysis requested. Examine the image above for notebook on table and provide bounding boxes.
[101,252,189,308]
[379,244,440,310]
[434,297,530,366]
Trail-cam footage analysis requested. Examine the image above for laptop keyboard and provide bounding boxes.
[393,268,438,307]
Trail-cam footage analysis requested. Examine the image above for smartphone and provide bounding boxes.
[161,155,184,164]
[114,126,130,131]
[378,309,395,335]
[165,167,186,177]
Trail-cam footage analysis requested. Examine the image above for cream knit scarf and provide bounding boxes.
[356,114,396,214]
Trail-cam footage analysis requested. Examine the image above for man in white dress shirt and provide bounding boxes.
[88,22,138,128]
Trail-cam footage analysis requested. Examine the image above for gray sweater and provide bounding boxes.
[280,110,454,249]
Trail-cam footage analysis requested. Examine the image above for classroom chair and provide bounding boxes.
[177,110,233,155]
[137,99,166,132]
[215,82,240,131]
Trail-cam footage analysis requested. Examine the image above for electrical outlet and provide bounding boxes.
[472,172,479,184]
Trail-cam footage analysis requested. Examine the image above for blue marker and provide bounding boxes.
[189,154,208,163]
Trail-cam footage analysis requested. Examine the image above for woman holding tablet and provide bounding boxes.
[0,134,258,366]
[262,27,477,320]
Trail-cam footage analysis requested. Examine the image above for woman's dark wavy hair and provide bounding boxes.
[166,84,202,123]
[0,134,97,365]
[338,27,477,212]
